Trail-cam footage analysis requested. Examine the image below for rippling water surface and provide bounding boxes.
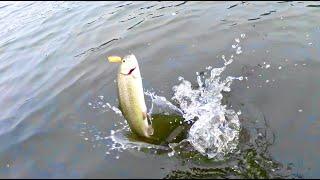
[0,1,320,178]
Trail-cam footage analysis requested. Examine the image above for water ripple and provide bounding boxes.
[75,38,120,57]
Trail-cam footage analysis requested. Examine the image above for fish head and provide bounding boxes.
[108,54,140,76]
[120,54,139,75]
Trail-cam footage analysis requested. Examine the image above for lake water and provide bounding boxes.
[0,1,320,178]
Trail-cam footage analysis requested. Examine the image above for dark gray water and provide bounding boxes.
[0,1,320,178]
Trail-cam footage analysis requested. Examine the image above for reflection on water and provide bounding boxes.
[0,1,320,178]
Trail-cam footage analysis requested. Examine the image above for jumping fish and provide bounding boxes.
[108,54,154,138]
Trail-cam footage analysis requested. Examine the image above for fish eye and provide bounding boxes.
[122,60,125,63]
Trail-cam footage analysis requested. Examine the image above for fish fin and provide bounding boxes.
[147,126,154,136]
[142,112,152,125]
[147,113,152,125]
[142,112,147,120]
[142,112,154,136]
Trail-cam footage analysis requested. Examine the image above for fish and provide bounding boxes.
[108,54,154,138]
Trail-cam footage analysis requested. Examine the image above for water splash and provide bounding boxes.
[165,34,246,159]
[87,96,122,116]
[171,58,243,159]
[85,95,173,157]
[144,90,184,116]
[103,122,171,157]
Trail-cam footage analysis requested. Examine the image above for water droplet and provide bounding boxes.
[278,66,282,70]
[298,109,303,112]
[241,33,246,38]
[168,151,175,157]
[265,80,270,83]
[266,64,270,69]
[235,38,240,43]
[88,102,92,106]
[236,47,242,54]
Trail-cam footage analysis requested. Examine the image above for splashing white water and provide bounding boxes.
[145,90,184,116]
[171,60,243,159]
[165,34,245,159]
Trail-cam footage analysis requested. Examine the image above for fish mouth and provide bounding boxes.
[120,67,136,76]
[127,67,136,75]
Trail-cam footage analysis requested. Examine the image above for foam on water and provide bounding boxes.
[84,34,246,160]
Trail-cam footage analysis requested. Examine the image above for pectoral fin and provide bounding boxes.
[142,112,154,136]
[147,125,154,136]
[142,112,152,125]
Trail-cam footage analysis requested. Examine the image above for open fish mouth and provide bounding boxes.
[127,67,136,75]
[120,67,136,76]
